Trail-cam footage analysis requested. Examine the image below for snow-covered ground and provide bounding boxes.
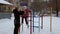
[0,16,60,34]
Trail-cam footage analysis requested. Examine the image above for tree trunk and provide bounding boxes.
[56,0,58,16]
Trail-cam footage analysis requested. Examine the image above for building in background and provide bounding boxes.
[0,0,21,13]
[0,0,13,13]
[0,0,13,19]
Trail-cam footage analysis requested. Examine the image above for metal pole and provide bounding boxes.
[32,3,35,32]
[50,7,52,32]
[50,0,52,32]
[30,10,32,34]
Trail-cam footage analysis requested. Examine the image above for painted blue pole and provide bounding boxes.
[33,10,34,32]
[39,16,40,32]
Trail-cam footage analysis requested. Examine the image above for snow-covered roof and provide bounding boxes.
[0,0,13,5]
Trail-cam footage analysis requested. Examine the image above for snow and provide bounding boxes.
[0,0,13,5]
[0,16,60,34]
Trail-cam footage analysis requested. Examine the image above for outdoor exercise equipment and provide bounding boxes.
[28,9,40,32]
[32,10,40,32]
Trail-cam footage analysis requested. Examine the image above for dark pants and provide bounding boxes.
[22,17,28,25]
[14,20,20,34]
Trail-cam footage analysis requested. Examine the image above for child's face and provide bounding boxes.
[22,6,27,10]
